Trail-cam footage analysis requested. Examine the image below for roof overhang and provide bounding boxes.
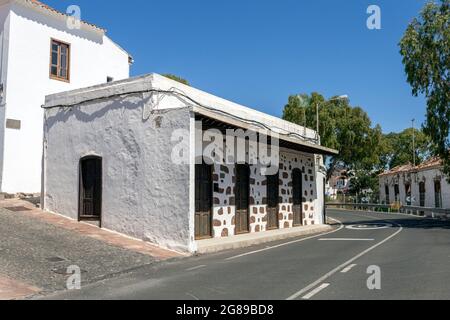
[193,106,339,156]
[17,0,106,34]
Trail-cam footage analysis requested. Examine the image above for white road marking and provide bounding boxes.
[346,223,393,230]
[286,218,403,300]
[341,264,357,273]
[186,265,207,271]
[301,283,330,300]
[225,218,344,261]
[319,238,374,241]
[186,292,200,300]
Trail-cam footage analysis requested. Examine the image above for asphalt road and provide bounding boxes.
[44,210,450,300]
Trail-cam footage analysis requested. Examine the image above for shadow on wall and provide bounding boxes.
[44,89,196,131]
[45,95,147,130]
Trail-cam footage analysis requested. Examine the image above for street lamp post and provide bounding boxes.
[412,119,416,167]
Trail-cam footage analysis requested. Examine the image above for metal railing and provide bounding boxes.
[400,206,450,219]
[327,202,450,219]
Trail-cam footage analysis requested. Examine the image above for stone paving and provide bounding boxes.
[0,199,185,299]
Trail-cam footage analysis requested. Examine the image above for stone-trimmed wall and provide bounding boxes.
[212,164,236,238]
[211,150,320,239]
[279,152,318,228]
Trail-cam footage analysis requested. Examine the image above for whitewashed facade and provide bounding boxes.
[379,159,450,209]
[0,0,131,193]
[42,74,337,253]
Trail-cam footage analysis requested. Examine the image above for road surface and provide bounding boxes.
[43,210,450,300]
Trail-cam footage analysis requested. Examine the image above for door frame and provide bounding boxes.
[266,172,280,230]
[235,164,250,235]
[78,155,103,227]
[292,168,303,227]
[195,163,213,240]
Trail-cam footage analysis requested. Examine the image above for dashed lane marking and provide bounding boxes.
[186,265,207,271]
[319,238,374,241]
[286,219,403,300]
[341,264,357,273]
[302,283,330,300]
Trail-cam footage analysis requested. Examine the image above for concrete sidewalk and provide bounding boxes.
[196,224,334,254]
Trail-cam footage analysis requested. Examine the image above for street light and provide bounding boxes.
[316,95,349,143]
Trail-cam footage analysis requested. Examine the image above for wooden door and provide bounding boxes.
[79,157,102,221]
[266,172,279,230]
[419,182,426,207]
[235,164,250,234]
[292,169,303,226]
[195,163,213,239]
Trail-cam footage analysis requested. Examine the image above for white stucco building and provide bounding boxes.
[0,0,131,193]
[42,73,338,253]
[326,167,351,199]
[379,158,450,209]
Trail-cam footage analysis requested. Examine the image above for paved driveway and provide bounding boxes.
[0,202,180,299]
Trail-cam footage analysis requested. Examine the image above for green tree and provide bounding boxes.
[283,93,386,178]
[162,74,190,86]
[348,170,379,202]
[399,0,450,179]
[383,128,432,169]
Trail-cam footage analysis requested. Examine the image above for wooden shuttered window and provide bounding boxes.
[50,39,70,82]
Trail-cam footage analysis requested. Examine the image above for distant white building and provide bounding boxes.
[379,158,450,209]
[0,0,131,193]
[326,168,351,199]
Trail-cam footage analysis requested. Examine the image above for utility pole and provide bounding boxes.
[412,119,416,167]
[316,102,320,143]
[303,107,307,136]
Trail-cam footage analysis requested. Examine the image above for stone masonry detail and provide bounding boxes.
[212,151,319,239]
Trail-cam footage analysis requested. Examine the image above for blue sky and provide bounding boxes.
[45,0,430,133]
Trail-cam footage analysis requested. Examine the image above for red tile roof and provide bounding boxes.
[414,157,443,171]
[27,0,105,32]
[379,157,443,177]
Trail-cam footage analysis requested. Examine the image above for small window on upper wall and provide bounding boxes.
[50,39,70,82]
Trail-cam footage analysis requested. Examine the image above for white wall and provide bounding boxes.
[379,169,450,209]
[0,1,129,193]
[43,93,192,252]
[0,2,11,186]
